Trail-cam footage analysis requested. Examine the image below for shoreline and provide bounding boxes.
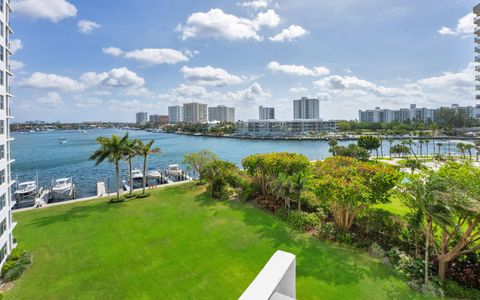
[13,180,191,213]
[170,132,479,142]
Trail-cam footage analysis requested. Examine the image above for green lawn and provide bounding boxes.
[7,183,436,300]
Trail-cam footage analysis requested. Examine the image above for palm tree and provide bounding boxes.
[288,172,309,211]
[399,174,451,286]
[90,134,129,201]
[475,140,480,162]
[124,136,140,196]
[271,173,291,209]
[436,142,443,155]
[464,144,474,161]
[136,140,161,194]
[387,138,394,159]
[424,139,430,157]
[418,140,424,157]
[456,142,466,159]
[379,136,384,158]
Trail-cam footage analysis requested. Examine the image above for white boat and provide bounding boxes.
[51,177,73,194]
[147,169,162,179]
[15,181,38,197]
[132,168,144,180]
[167,164,182,176]
[58,137,68,144]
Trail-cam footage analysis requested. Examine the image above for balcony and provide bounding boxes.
[476,16,480,25]
[475,28,480,36]
[476,56,480,63]
[476,76,480,81]
[476,94,480,100]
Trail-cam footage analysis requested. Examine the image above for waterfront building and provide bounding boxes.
[293,97,320,119]
[238,119,337,136]
[135,112,148,125]
[168,106,183,124]
[183,103,208,123]
[149,114,169,125]
[475,4,480,105]
[0,1,15,267]
[259,106,275,120]
[359,104,437,123]
[208,105,235,122]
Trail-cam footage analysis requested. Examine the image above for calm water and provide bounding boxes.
[11,129,472,198]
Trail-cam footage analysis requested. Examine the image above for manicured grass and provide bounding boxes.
[7,184,436,300]
[374,195,410,216]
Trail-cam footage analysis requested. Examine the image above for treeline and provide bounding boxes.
[164,122,236,135]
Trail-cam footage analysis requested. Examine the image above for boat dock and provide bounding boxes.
[96,181,107,197]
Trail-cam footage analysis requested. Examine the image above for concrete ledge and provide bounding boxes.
[239,250,296,300]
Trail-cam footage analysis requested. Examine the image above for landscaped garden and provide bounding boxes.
[5,183,436,300]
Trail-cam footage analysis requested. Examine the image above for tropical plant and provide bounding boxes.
[90,134,129,201]
[390,144,411,158]
[123,136,140,196]
[405,159,421,174]
[358,135,381,158]
[330,144,370,161]
[456,142,466,159]
[200,159,244,199]
[287,172,309,211]
[313,157,400,231]
[463,144,474,161]
[183,150,219,181]
[388,138,394,159]
[136,140,160,194]
[424,139,430,157]
[402,139,418,159]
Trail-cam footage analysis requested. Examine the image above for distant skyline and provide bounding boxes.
[10,0,480,122]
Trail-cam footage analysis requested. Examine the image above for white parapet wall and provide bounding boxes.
[239,250,296,300]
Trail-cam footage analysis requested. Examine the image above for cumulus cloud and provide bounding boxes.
[38,92,64,108]
[268,61,329,76]
[269,25,308,42]
[12,0,77,22]
[19,72,84,91]
[10,39,23,54]
[180,65,244,86]
[417,63,473,89]
[237,0,270,10]
[80,67,145,88]
[74,98,103,109]
[124,48,189,65]
[177,8,280,41]
[289,87,308,93]
[102,47,124,57]
[438,12,474,37]
[10,60,25,71]
[103,47,188,65]
[77,20,101,34]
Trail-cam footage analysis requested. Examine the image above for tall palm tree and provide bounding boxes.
[464,144,474,161]
[475,140,480,162]
[436,142,443,156]
[288,172,309,211]
[456,142,466,159]
[124,136,140,196]
[399,174,451,286]
[424,139,430,157]
[90,134,129,201]
[387,138,394,159]
[136,140,161,194]
[271,173,291,209]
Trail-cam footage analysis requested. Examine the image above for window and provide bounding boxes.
[0,144,4,160]
[0,120,4,135]
[0,21,3,37]
[0,95,4,110]
[0,71,4,86]
[0,46,3,62]
[0,219,5,236]
[0,169,4,186]
[0,0,3,13]
[0,194,4,210]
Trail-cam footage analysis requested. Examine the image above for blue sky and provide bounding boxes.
[9,0,480,122]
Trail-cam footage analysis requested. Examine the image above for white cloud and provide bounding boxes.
[289,87,308,93]
[180,65,244,86]
[10,39,23,54]
[12,0,77,22]
[417,63,473,89]
[102,47,124,57]
[74,98,103,109]
[267,61,329,76]
[10,60,25,71]
[123,87,152,97]
[80,67,145,88]
[19,72,84,91]
[237,0,270,10]
[269,25,308,42]
[438,12,474,37]
[177,8,280,41]
[172,84,207,98]
[124,48,189,65]
[38,92,64,108]
[77,20,101,34]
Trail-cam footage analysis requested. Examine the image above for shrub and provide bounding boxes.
[368,243,386,259]
[318,222,355,245]
[387,248,424,281]
[2,251,31,282]
[444,280,480,299]
[1,248,24,276]
[276,208,320,231]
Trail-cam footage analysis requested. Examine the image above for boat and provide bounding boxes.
[132,168,143,180]
[14,181,38,197]
[58,137,68,144]
[50,177,76,199]
[147,168,162,179]
[167,164,182,176]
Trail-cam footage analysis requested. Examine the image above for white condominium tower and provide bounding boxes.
[135,112,148,125]
[0,0,15,267]
[259,106,275,120]
[168,105,183,124]
[475,4,480,105]
[183,103,208,123]
[293,97,320,119]
[208,105,235,122]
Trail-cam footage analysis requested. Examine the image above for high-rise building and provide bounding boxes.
[149,114,169,124]
[259,106,275,120]
[135,112,148,125]
[293,97,320,119]
[475,4,480,106]
[168,106,183,124]
[183,103,208,123]
[0,1,15,267]
[208,105,235,122]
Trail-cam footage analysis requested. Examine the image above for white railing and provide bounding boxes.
[239,251,296,300]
